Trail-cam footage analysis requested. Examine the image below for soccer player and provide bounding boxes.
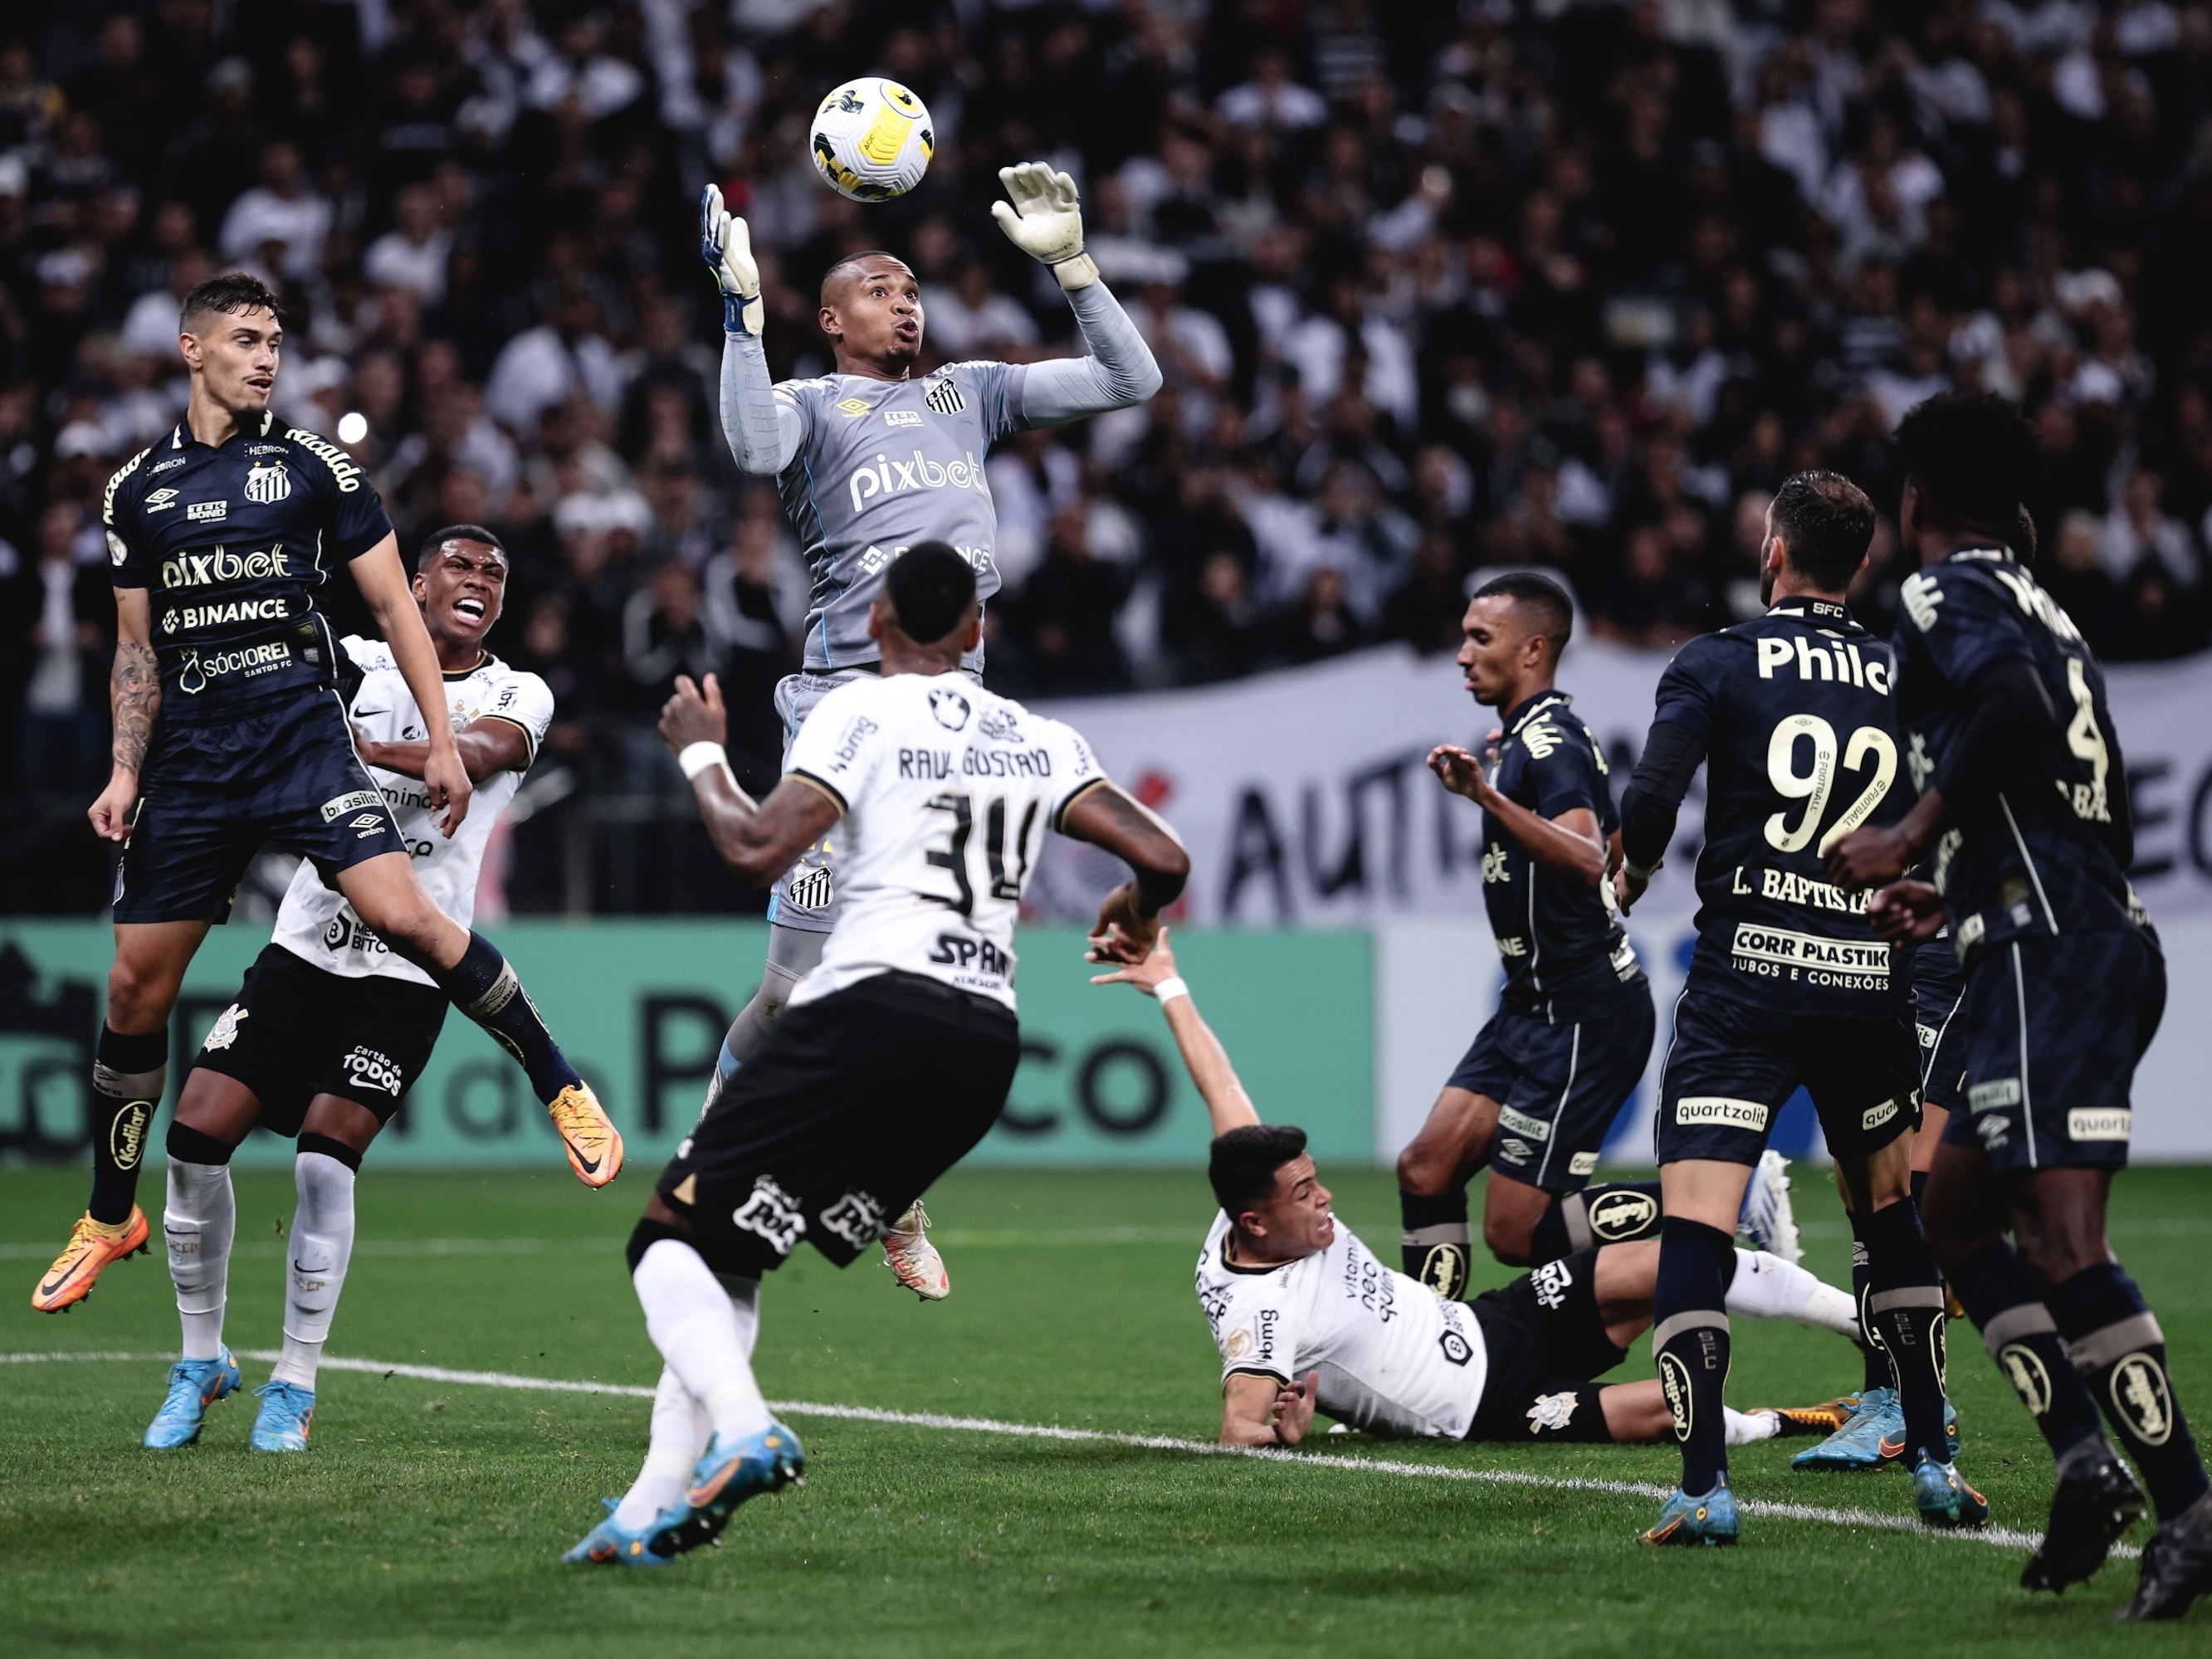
[1397,572,1671,1292]
[564,544,1189,1567]
[1089,932,1861,1451]
[1617,470,1974,1544]
[34,276,618,1315]
[691,163,1160,1299]
[1829,393,2210,1618]
[141,525,549,1452]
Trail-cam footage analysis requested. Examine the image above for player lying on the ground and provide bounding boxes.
[564,543,1189,1569]
[1830,393,2211,1620]
[37,275,618,1315]
[140,526,553,1453]
[1087,930,1861,1451]
[689,163,1161,1301]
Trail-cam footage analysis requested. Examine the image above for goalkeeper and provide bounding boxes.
[688,165,1160,1300]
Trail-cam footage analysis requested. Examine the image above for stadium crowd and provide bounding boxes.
[3,0,2212,901]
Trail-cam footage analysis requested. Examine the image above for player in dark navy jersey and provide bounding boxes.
[1618,471,1975,1544]
[1394,573,1659,1296]
[33,274,623,1319]
[1829,393,2209,1618]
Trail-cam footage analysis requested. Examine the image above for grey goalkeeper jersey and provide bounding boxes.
[723,279,1160,672]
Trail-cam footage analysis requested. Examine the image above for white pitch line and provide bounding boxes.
[3,1349,2122,1558]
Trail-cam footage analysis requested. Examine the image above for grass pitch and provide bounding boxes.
[4,1163,2211,1657]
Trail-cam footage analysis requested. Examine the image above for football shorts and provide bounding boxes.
[1447,978,1655,1193]
[766,669,872,932]
[1912,939,1968,1114]
[1463,1247,1626,1443]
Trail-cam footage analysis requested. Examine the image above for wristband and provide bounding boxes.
[678,741,730,781]
[1624,858,1656,883]
[1153,976,1189,1007]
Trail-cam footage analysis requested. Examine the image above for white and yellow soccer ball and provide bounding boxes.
[808,76,934,202]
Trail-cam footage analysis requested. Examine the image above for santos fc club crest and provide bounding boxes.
[244,461,291,504]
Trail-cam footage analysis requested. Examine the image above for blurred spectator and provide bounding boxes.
[1011,504,1130,694]
[1267,565,1367,665]
[7,501,111,793]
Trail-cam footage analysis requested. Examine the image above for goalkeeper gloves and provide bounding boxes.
[991,163,1098,290]
[700,183,764,336]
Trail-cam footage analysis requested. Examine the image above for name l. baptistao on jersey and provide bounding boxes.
[773,362,1023,671]
[1649,595,1909,1013]
[105,414,394,723]
[1479,690,1640,1010]
[1892,548,2143,954]
[1195,1210,1488,1440]
[783,671,1106,1013]
[270,637,554,988]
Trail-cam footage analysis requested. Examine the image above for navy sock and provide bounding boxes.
[89,1026,166,1223]
[1541,1183,1663,1264]
[1853,1241,1889,1393]
[2048,1263,2211,1523]
[1399,1189,1469,1299]
[1653,1216,1736,1494]
[430,932,580,1105]
[1854,1199,1949,1465]
[1947,1240,2098,1458]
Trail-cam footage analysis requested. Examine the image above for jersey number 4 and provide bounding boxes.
[924,792,1041,916]
[1763,715,1897,856]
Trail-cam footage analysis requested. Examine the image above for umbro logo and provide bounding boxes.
[349,812,385,831]
[835,396,871,417]
[146,488,179,511]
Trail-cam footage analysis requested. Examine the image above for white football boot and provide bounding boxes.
[882,1202,949,1300]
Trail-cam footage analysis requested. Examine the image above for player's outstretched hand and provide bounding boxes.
[991,163,1092,281]
[1426,743,1494,807]
[1614,855,1658,915]
[1084,881,1160,966]
[1825,822,1911,890]
[699,184,763,334]
[1868,878,1945,944]
[659,673,727,754]
[1271,1372,1321,1447]
[1091,925,1179,993]
[423,744,472,837]
[88,771,136,842]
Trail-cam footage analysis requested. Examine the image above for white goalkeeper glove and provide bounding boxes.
[991,162,1098,290]
[700,184,764,336]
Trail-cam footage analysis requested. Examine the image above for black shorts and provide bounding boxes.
[113,691,408,925]
[1656,991,1919,1167]
[1464,1248,1628,1442]
[655,971,1021,1278]
[191,944,448,1135]
[1447,978,1656,1193]
[1940,930,2165,1175]
[1912,940,1968,1114]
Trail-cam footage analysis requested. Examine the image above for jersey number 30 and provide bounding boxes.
[1763,715,1897,856]
[924,792,1041,915]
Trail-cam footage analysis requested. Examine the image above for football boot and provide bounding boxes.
[143,1348,242,1448]
[32,1207,150,1313]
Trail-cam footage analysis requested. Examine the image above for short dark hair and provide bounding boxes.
[821,250,908,304]
[1894,392,2039,534]
[1208,1124,1308,1219]
[417,524,506,571]
[1471,570,1573,662]
[1769,471,1876,591]
[180,271,282,334]
[884,541,977,644]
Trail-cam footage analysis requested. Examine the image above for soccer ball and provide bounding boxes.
[808,77,934,202]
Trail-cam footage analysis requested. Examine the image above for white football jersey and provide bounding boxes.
[271,637,553,987]
[1194,1211,1490,1440]
[783,671,1105,1012]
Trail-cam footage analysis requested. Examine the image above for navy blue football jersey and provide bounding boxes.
[1648,596,1908,1014]
[1892,548,2141,953]
[104,412,393,725]
[1478,690,1640,1009]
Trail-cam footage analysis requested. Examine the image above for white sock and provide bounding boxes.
[613,1365,713,1529]
[634,1239,771,1442]
[271,1151,356,1389]
[165,1159,234,1361]
[1725,1249,1858,1335]
[1726,1406,1780,1445]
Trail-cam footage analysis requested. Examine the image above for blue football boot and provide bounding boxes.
[563,1497,690,1567]
[684,1420,807,1537]
[144,1348,242,1448]
[1793,1385,1901,1470]
[1640,1475,1741,1547]
[1878,1396,1961,1462]
[1911,1448,1990,1529]
[249,1380,315,1452]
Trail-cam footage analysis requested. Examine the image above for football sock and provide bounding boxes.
[1724,1249,1858,1334]
[633,1238,772,1443]
[613,1365,712,1530]
[1726,1407,1780,1445]
[2048,1262,2211,1522]
[704,925,824,1104]
[1399,1189,1470,1297]
[1946,1239,2098,1457]
[430,932,580,1105]
[1852,1241,1889,1393]
[164,1155,233,1361]
[89,1026,166,1223]
[271,1147,358,1388]
[1653,1216,1736,1494]
[1854,1199,1950,1465]
[1541,1183,1664,1259]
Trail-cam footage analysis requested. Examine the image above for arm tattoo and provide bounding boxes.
[110,641,159,773]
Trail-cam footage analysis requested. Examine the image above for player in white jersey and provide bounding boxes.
[565,544,1189,1568]
[1084,932,1865,1451]
[687,165,1161,1299]
[140,527,552,1455]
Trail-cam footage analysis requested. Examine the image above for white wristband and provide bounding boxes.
[677,741,730,781]
[1153,976,1189,1007]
